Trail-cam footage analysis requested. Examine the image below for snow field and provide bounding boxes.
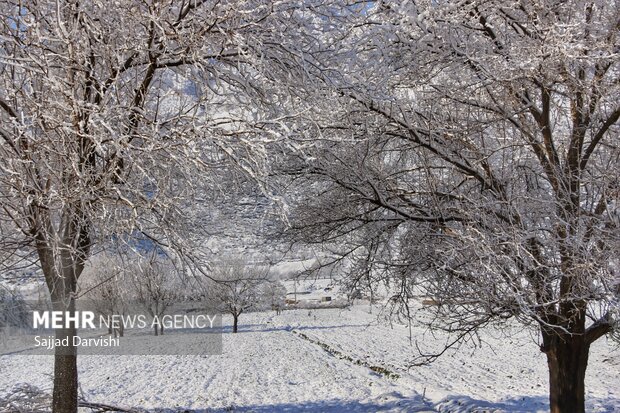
[1,305,618,412]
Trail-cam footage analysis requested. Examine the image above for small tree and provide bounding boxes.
[207,260,270,333]
[130,255,178,336]
[80,254,129,337]
[0,287,29,332]
[261,280,287,314]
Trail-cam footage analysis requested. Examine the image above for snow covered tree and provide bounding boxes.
[280,1,619,412]
[130,254,179,336]
[0,1,314,411]
[260,279,287,314]
[0,287,29,332]
[206,259,270,333]
[80,254,129,337]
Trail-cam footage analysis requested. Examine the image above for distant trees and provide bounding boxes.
[82,252,184,336]
[130,255,179,336]
[280,1,619,412]
[0,287,29,332]
[261,280,287,315]
[206,260,271,333]
[81,254,129,338]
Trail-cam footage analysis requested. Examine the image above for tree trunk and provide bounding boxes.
[50,294,78,413]
[545,336,590,413]
[52,326,78,413]
[35,210,90,413]
[233,314,238,333]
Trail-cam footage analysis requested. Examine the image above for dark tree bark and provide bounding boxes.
[541,311,613,413]
[113,323,124,338]
[48,272,80,413]
[52,326,78,413]
[36,209,89,413]
[232,313,239,333]
[545,337,589,413]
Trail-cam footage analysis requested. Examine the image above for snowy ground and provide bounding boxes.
[1,304,619,412]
